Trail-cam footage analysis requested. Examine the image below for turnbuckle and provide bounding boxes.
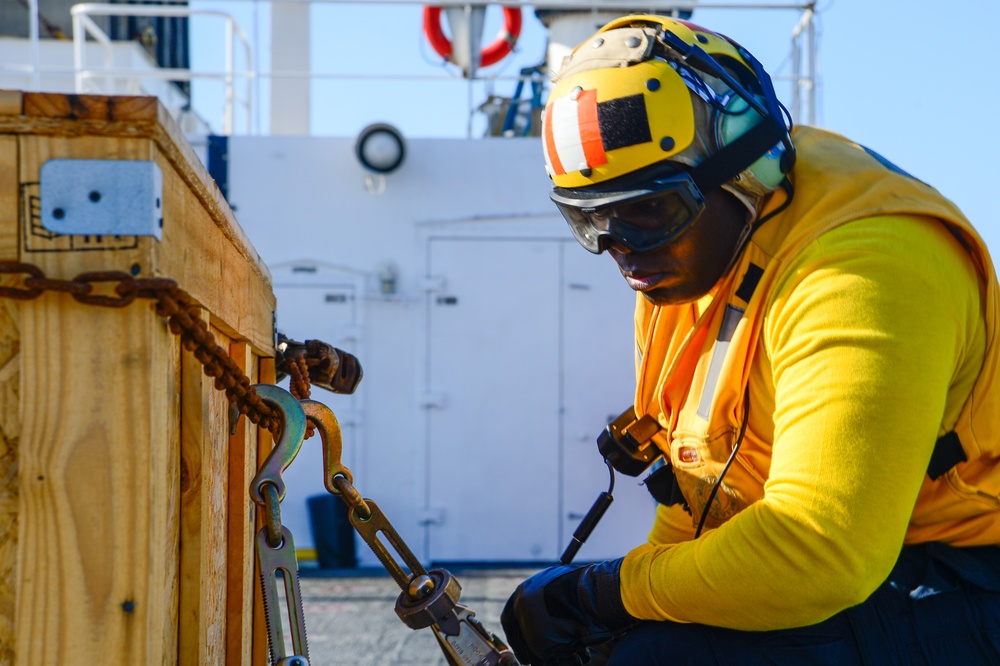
[301,399,519,666]
[250,385,311,666]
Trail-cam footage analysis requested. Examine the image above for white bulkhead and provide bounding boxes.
[227,133,657,565]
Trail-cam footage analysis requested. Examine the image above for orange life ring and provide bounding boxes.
[422,5,522,68]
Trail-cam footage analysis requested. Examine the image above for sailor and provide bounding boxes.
[501,14,1000,665]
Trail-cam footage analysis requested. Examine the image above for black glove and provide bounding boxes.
[500,558,636,665]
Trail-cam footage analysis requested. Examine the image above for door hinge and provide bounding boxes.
[418,507,446,526]
[419,391,448,409]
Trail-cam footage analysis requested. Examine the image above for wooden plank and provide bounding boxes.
[22,93,159,123]
[16,297,179,665]
[162,324,183,666]
[0,91,22,116]
[226,342,258,666]
[0,296,20,664]
[252,358,276,666]
[0,135,18,258]
[179,319,232,665]
[152,144,275,354]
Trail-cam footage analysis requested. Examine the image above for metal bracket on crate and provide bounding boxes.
[39,159,164,239]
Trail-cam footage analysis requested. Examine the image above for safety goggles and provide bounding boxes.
[551,171,706,254]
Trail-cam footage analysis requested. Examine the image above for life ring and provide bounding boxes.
[422,5,522,68]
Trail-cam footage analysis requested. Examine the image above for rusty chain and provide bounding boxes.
[0,261,298,435]
[285,355,316,439]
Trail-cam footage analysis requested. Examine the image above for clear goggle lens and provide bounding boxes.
[551,175,706,254]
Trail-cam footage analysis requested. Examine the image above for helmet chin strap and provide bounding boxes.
[720,218,754,279]
[720,177,796,279]
[721,181,760,220]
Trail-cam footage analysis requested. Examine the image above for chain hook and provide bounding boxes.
[249,385,311,665]
[249,384,309,505]
[300,400,368,514]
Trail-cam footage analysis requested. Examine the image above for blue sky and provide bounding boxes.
[189,0,1000,252]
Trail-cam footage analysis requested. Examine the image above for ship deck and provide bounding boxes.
[292,565,539,665]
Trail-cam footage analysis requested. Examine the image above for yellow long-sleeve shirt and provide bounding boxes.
[619,142,994,629]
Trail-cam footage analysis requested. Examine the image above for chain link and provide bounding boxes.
[286,355,316,439]
[0,260,284,434]
[261,481,284,548]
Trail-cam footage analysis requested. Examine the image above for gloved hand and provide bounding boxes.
[500,558,636,665]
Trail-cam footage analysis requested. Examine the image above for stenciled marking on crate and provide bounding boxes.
[20,182,140,253]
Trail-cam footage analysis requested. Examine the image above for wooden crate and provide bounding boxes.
[0,90,276,665]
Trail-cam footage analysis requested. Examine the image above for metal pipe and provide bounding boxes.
[27,0,40,90]
[72,11,84,93]
[70,3,256,134]
[225,19,235,135]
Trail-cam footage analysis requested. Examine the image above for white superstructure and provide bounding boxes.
[3,0,818,567]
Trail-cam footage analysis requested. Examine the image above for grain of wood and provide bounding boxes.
[0,91,21,117]
[0,136,19,259]
[226,342,258,666]
[0,297,20,665]
[253,358,277,666]
[179,318,232,665]
[17,300,177,665]
[22,93,159,123]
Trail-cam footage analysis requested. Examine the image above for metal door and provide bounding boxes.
[425,238,561,562]
[559,246,657,561]
[271,264,362,552]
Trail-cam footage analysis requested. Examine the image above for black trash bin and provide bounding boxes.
[307,494,358,569]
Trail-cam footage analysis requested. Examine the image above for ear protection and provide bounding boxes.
[717,94,788,189]
[656,28,795,195]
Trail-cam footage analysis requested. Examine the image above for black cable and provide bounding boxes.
[695,390,751,538]
[752,178,795,232]
[559,459,617,564]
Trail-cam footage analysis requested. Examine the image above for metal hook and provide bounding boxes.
[249,384,309,505]
[300,399,353,493]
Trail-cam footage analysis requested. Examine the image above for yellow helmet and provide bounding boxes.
[543,15,794,252]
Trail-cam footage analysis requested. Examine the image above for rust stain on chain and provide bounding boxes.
[286,356,316,439]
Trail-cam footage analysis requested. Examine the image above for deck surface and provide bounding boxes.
[285,566,539,665]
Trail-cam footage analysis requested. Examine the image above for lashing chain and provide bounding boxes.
[0,261,363,435]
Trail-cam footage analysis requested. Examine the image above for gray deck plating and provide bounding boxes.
[284,567,537,665]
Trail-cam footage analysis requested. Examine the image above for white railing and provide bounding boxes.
[69,3,254,135]
[11,1,818,135]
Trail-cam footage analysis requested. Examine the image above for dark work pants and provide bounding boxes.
[605,544,1000,665]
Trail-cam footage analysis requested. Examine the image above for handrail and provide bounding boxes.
[6,0,818,135]
[69,3,255,135]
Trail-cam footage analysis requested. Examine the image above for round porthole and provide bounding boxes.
[355,123,406,174]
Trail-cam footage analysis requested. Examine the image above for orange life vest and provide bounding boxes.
[635,126,1000,540]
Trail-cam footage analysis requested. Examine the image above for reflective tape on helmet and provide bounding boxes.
[544,88,606,176]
